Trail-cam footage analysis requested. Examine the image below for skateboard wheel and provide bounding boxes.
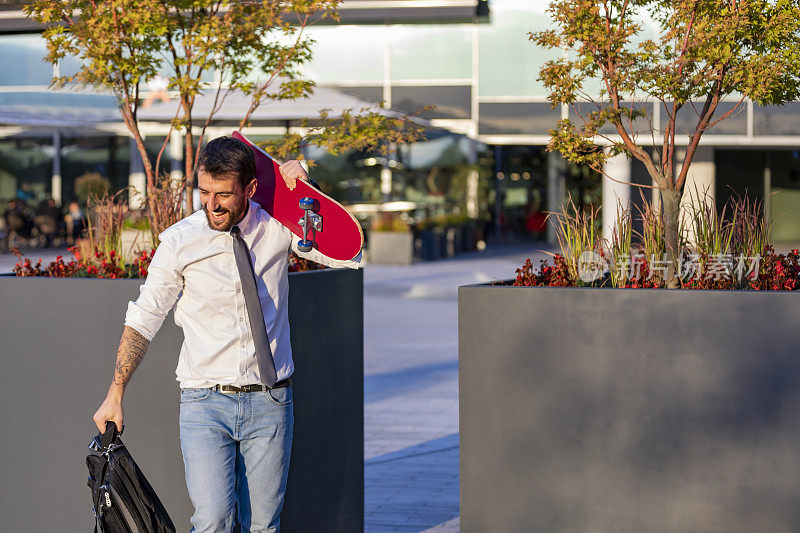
[299,197,314,210]
[298,239,313,252]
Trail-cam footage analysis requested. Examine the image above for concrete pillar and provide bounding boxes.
[494,145,504,242]
[602,151,631,244]
[764,151,772,223]
[466,169,479,219]
[546,151,565,246]
[652,176,662,215]
[679,146,715,206]
[129,137,146,209]
[51,132,62,206]
[649,150,662,215]
[466,139,479,219]
[169,130,183,185]
[679,146,715,245]
[380,167,392,200]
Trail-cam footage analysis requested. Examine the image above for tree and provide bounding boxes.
[27,0,425,223]
[531,0,800,286]
[27,0,165,214]
[142,0,336,212]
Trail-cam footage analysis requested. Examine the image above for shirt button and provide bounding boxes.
[240,344,245,349]
[236,289,241,293]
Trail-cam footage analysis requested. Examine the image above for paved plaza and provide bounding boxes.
[0,246,66,275]
[363,243,550,532]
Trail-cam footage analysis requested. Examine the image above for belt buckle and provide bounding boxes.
[217,385,237,394]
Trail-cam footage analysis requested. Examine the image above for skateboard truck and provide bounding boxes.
[298,197,322,252]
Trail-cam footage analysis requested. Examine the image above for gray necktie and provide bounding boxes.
[230,225,278,387]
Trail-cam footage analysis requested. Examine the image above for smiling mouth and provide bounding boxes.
[209,210,228,222]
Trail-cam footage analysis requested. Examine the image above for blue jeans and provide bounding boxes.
[179,386,294,533]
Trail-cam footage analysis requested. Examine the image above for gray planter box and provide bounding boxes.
[417,229,445,261]
[120,228,152,260]
[0,268,363,533]
[459,285,800,533]
[367,230,414,265]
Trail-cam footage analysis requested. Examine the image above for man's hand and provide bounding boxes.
[93,391,124,433]
[279,160,309,191]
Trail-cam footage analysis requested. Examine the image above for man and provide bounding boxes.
[92,136,361,533]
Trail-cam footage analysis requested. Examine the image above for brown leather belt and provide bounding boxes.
[212,378,292,393]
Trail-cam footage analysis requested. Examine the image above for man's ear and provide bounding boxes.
[245,178,257,198]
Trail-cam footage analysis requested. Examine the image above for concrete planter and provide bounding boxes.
[0,268,363,533]
[367,230,414,265]
[417,229,445,261]
[459,225,477,253]
[459,284,800,533]
[120,228,152,260]
[414,225,476,261]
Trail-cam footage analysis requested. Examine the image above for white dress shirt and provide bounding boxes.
[124,199,361,388]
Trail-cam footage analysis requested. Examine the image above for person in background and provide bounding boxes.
[16,182,35,202]
[66,200,86,244]
[525,202,548,240]
[35,197,63,247]
[5,198,34,245]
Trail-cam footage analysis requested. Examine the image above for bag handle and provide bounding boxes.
[99,421,119,450]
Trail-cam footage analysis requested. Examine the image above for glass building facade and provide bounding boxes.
[300,0,800,242]
[1,0,800,243]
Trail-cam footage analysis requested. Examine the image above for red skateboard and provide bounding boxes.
[231,131,364,261]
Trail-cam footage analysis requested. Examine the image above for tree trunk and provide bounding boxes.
[184,127,194,215]
[132,134,156,217]
[119,107,156,216]
[180,93,197,216]
[662,186,682,288]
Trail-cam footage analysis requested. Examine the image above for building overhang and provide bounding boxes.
[0,4,37,34]
[0,0,490,35]
[0,85,468,142]
[324,0,490,24]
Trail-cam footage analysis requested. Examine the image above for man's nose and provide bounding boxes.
[206,194,219,211]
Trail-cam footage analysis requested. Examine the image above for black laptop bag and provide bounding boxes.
[86,422,176,533]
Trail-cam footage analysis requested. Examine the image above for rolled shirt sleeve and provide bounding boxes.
[124,240,184,341]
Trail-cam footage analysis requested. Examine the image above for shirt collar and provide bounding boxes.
[231,199,259,237]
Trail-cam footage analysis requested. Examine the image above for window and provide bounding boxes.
[674,101,747,136]
[336,86,384,105]
[479,103,559,135]
[392,86,471,120]
[0,35,52,86]
[303,26,386,83]
[479,10,557,97]
[390,25,472,81]
[754,103,800,136]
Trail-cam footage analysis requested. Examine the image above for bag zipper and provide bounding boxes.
[108,461,149,533]
[99,487,132,533]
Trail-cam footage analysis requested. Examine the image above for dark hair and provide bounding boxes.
[196,136,256,191]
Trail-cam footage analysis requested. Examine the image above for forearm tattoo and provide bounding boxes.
[112,326,150,387]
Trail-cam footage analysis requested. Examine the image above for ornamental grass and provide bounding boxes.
[515,193,799,291]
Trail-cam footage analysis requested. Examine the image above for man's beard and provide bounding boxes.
[202,199,247,232]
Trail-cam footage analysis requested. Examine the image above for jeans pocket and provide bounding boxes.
[180,388,212,403]
[267,385,293,406]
